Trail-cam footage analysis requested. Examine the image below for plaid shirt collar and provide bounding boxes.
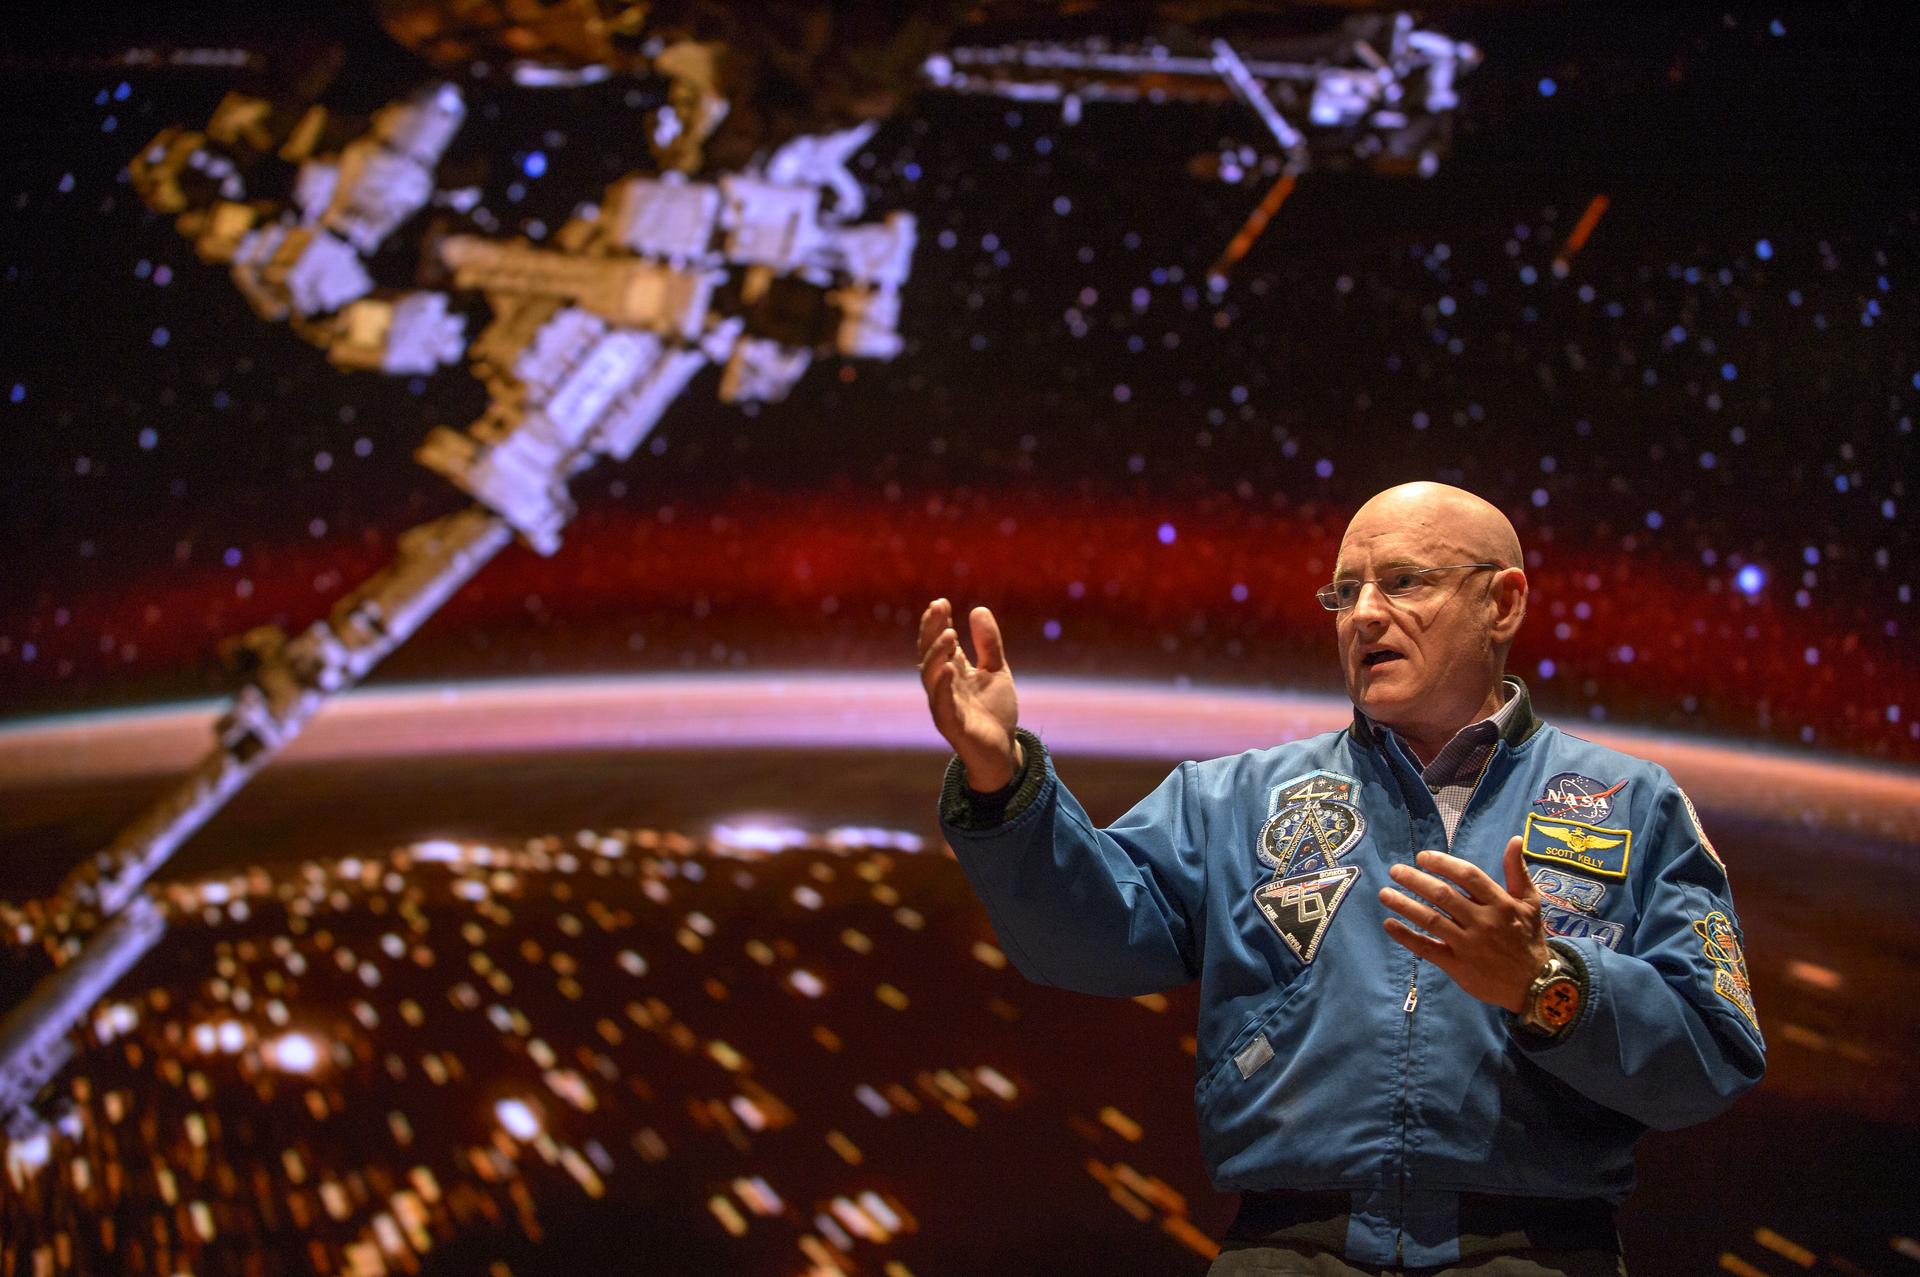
[1352,676,1531,786]
[1415,680,1524,788]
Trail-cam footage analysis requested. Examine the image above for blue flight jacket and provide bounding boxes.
[937,680,1765,1266]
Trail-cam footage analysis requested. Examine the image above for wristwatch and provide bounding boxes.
[1516,949,1584,1040]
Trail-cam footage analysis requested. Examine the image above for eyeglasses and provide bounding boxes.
[1315,563,1503,611]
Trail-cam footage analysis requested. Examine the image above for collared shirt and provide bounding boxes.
[1374,678,1523,846]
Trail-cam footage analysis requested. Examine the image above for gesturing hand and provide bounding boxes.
[917,598,1023,791]
[1379,836,1552,1014]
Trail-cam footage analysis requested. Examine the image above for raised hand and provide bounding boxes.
[1378,836,1552,1013]
[916,598,1023,791]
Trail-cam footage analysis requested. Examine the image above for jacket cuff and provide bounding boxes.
[1509,937,1595,1050]
[939,729,1048,830]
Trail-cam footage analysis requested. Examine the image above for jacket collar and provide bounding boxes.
[1348,675,1542,753]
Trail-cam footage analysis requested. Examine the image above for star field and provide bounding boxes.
[0,3,1914,760]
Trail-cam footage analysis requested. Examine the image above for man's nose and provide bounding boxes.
[1348,579,1392,626]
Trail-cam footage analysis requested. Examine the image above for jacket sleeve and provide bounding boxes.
[937,731,1205,997]
[1518,777,1766,1130]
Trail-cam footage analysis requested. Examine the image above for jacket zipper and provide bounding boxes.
[1398,757,1423,1264]
[1396,742,1502,1260]
[1396,955,1417,1262]
[1384,732,1468,1263]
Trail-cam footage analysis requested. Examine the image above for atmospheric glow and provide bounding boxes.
[0,677,1914,845]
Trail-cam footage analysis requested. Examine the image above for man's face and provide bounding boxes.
[1333,511,1502,735]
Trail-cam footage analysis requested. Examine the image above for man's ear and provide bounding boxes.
[1490,567,1528,644]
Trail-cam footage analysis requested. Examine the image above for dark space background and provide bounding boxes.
[0,0,1914,760]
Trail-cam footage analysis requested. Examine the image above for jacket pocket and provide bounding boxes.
[1193,967,1355,1185]
[1194,968,1317,1112]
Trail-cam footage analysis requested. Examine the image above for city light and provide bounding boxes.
[711,821,814,853]
[496,1098,543,1141]
[266,1032,321,1073]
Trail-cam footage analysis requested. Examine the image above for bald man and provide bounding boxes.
[919,482,1764,1274]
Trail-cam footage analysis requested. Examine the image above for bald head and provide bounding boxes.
[1342,482,1523,573]
[1332,483,1530,758]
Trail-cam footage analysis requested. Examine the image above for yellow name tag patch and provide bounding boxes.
[1522,812,1632,880]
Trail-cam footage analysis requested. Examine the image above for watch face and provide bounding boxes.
[1535,977,1581,1029]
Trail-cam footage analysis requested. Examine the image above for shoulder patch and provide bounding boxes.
[1258,770,1366,876]
[1676,787,1727,874]
[1522,812,1632,879]
[1694,910,1758,1030]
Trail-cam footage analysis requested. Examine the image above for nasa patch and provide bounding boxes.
[1534,773,1629,823]
[1257,770,1367,877]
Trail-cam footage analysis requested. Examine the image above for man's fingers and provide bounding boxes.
[970,605,1008,673]
[1382,917,1450,963]
[1386,865,1478,920]
[1413,850,1500,903]
[1380,885,1464,939]
[923,652,956,705]
[1502,836,1535,901]
[918,628,957,686]
[916,598,951,660]
[950,629,976,675]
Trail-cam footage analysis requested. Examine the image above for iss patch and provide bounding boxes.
[1528,865,1625,950]
[1533,772,1629,823]
[1694,910,1758,1030]
[1521,812,1633,880]
[1258,770,1367,877]
[1254,865,1361,964]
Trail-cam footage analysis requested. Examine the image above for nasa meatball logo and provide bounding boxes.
[1533,772,1628,822]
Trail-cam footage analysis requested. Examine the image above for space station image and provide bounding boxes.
[0,1,1917,1274]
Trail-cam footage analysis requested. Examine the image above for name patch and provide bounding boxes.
[1522,812,1633,880]
[1533,772,1628,823]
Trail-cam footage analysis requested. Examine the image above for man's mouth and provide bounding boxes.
[1361,649,1404,668]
